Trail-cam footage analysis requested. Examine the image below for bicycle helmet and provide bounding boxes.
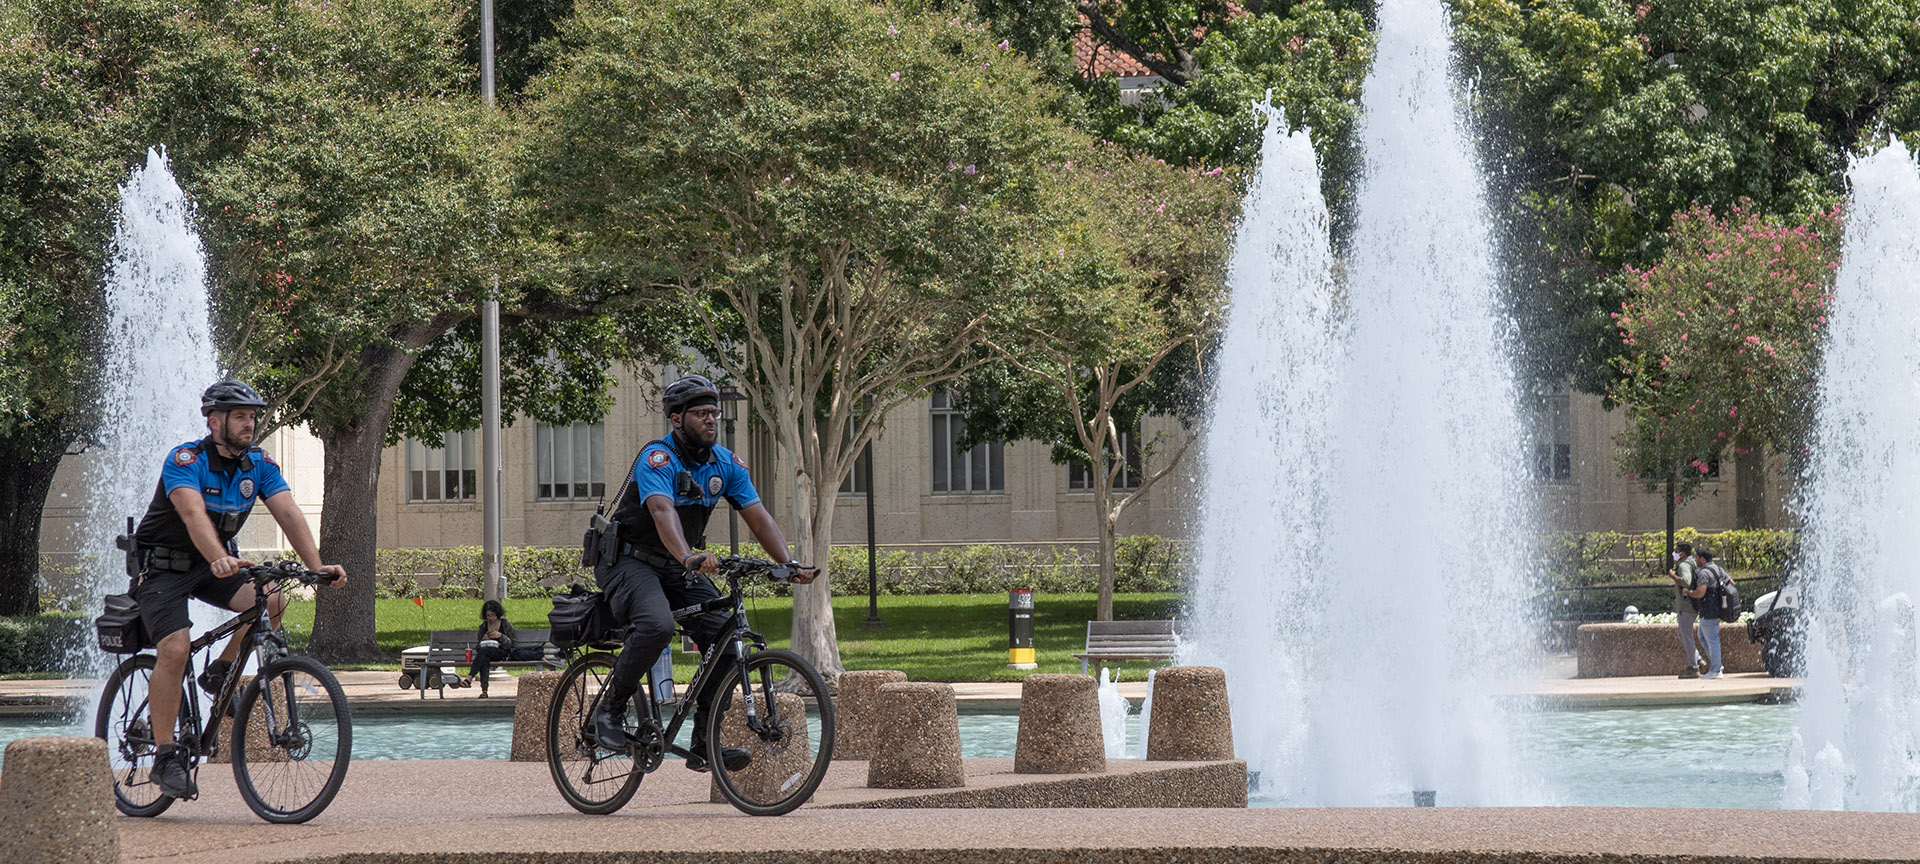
[662,374,720,415]
[201,379,268,416]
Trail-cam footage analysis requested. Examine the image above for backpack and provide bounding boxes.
[1711,564,1742,623]
[1696,563,1741,623]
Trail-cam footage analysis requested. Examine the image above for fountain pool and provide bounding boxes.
[0,704,1797,808]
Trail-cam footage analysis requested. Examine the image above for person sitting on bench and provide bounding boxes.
[465,600,539,696]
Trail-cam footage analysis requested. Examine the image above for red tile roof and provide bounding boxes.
[1072,4,1246,80]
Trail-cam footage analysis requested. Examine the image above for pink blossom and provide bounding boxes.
[890,72,900,81]
[1728,406,1738,417]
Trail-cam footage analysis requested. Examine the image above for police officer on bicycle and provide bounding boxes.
[592,374,814,771]
[133,380,347,799]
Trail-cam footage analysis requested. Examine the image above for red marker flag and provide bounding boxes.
[412,596,424,607]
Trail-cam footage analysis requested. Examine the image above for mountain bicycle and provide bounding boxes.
[546,556,834,816]
[95,560,351,824]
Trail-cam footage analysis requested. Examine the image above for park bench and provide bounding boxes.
[399,628,563,698]
[1074,619,1182,678]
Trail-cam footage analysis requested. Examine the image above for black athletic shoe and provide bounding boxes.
[685,739,752,773]
[198,658,231,696]
[149,744,197,800]
[591,696,631,751]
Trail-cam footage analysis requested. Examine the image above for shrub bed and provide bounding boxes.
[0,614,91,675]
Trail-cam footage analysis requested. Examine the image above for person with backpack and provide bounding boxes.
[1681,547,1732,679]
[1666,541,1705,678]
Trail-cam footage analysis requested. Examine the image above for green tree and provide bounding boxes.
[523,0,1086,676]
[956,144,1235,622]
[0,10,134,614]
[1450,0,1920,392]
[1608,203,1842,544]
[2,0,643,655]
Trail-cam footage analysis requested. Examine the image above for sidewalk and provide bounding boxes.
[1,666,1797,716]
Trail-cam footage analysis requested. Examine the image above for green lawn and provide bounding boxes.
[280,592,1183,682]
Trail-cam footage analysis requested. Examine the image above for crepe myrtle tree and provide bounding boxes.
[522,0,1088,676]
[955,144,1236,622]
[1609,202,1842,548]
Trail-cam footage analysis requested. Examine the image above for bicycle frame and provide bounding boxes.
[568,568,773,770]
[157,571,297,758]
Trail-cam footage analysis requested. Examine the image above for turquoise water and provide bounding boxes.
[1,704,1794,808]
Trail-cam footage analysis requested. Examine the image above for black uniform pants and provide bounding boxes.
[597,555,739,732]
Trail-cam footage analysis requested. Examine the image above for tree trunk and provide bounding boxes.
[1095,476,1117,623]
[305,343,429,663]
[1664,472,1676,568]
[0,425,68,616]
[1734,440,1765,529]
[789,466,845,679]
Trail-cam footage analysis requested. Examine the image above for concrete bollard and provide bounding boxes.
[1014,673,1106,774]
[511,671,565,762]
[1145,666,1235,761]
[833,669,907,759]
[0,737,118,863]
[210,676,289,765]
[708,691,813,803]
[867,682,964,789]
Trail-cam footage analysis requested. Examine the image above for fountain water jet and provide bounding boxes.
[74,147,221,680]
[1787,139,1920,812]
[1182,0,1540,806]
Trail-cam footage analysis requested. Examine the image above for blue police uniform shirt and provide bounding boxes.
[611,439,758,559]
[133,437,290,555]
[634,440,759,511]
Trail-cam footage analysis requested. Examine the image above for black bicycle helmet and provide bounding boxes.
[661,374,721,415]
[201,379,268,416]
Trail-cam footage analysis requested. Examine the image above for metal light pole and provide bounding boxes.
[861,440,883,628]
[479,0,505,602]
[720,390,745,555]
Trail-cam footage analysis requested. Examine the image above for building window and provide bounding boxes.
[406,430,477,502]
[535,421,606,500]
[840,443,869,496]
[930,391,1004,493]
[1069,430,1142,491]
[1528,386,1572,484]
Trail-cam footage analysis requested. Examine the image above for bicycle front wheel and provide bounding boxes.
[547,652,644,814]
[94,653,175,818]
[232,655,352,823]
[706,648,835,816]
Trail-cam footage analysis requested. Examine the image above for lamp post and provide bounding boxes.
[720,390,745,556]
[478,0,504,603]
[861,440,883,628]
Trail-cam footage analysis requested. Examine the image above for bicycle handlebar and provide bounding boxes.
[240,560,341,588]
[715,555,805,584]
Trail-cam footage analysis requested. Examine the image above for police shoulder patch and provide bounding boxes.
[732,453,748,469]
[255,448,278,467]
[646,449,671,469]
[173,448,198,467]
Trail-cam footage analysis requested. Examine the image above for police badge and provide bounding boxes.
[708,475,724,496]
[239,478,255,498]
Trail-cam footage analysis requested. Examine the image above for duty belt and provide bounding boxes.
[143,546,198,574]
[618,541,680,570]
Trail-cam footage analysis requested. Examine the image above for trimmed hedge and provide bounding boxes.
[0,614,91,675]
[361,535,1189,599]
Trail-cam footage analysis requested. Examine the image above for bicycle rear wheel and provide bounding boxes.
[232,655,352,823]
[94,653,175,818]
[706,648,835,816]
[546,652,644,814]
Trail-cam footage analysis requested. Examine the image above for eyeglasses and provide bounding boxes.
[683,407,721,421]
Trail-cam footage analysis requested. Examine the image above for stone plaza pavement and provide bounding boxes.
[100,759,1920,864]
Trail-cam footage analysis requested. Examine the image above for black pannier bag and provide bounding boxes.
[549,586,613,650]
[96,592,150,654]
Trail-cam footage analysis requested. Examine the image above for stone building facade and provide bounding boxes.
[37,371,1789,573]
